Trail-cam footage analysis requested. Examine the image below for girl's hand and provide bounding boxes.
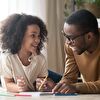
[16,76,29,92]
[36,77,56,92]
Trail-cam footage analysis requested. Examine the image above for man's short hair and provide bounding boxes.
[65,9,99,36]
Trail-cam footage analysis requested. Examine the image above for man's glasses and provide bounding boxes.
[62,31,89,42]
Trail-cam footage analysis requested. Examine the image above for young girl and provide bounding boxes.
[0,13,48,92]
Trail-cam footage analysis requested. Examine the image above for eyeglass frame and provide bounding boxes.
[62,31,89,42]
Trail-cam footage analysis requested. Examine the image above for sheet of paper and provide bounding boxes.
[19,92,77,96]
[19,92,53,96]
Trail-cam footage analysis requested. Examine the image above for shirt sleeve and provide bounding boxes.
[72,80,100,93]
[61,44,79,84]
[1,53,13,78]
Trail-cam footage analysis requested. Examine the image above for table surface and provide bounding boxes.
[0,87,100,100]
[0,94,100,100]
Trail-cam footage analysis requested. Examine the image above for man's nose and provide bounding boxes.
[66,40,74,45]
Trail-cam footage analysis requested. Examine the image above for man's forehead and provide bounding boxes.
[64,23,78,31]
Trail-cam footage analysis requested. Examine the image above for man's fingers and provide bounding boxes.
[52,83,62,93]
[58,84,68,93]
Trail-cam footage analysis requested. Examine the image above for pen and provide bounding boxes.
[40,92,53,96]
[54,93,77,96]
[39,76,48,90]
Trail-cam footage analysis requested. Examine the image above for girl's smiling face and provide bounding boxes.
[21,24,41,55]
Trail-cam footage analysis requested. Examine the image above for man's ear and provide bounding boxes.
[87,32,93,40]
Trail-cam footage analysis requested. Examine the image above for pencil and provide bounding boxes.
[39,76,48,91]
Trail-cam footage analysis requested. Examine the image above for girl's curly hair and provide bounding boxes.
[0,13,48,54]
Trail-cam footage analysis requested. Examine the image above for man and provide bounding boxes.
[52,9,100,94]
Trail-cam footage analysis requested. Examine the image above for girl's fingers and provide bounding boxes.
[16,77,26,87]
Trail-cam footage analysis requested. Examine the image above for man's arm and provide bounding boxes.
[72,80,100,93]
[61,44,79,84]
[52,44,79,93]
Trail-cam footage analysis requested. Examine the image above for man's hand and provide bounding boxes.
[52,82,77,94]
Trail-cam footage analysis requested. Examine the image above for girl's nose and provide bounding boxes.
[34,37,40,43]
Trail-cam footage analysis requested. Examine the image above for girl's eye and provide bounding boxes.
[31,34,41,39]
[32,34,35,38]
